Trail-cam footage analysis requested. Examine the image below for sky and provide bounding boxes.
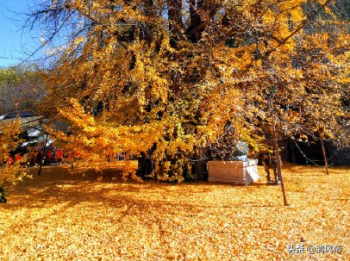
[0,0,42,67]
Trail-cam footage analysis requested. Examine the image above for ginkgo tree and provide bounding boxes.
[26,0,350,184]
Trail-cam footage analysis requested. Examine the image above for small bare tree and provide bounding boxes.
[0,65,45,115]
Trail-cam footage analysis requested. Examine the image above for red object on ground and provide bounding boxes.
[15,154,21,162]
[56,149,63,162]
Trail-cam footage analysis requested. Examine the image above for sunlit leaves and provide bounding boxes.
[0,120,27,185]
[0,163,349,260]
[32,0,350,180]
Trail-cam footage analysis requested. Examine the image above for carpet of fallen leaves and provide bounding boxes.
[0,162,349,261]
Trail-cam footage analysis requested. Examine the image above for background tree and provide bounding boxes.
[0,64,44,115]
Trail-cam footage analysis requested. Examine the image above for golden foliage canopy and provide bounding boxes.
[30,0,350,180]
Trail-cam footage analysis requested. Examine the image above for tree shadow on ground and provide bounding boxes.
[4,165,216,207]
[1,163,288,231]
[0,164,288,240]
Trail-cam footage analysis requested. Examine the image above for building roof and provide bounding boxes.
[3,111,35,119]
[0,115,43,134]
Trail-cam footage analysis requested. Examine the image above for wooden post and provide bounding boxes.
[38,134,49,176]
[71,132,77,170]
[320,138,329,175]
[269,94,289,206]
[272,117,289,206]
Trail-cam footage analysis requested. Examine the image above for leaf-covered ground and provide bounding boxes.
[0,162,349,260]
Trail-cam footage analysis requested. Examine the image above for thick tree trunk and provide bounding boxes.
[168,0,183,47]
[137,153,154,179]
[186,0,203,42]
[168,0,183,27]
